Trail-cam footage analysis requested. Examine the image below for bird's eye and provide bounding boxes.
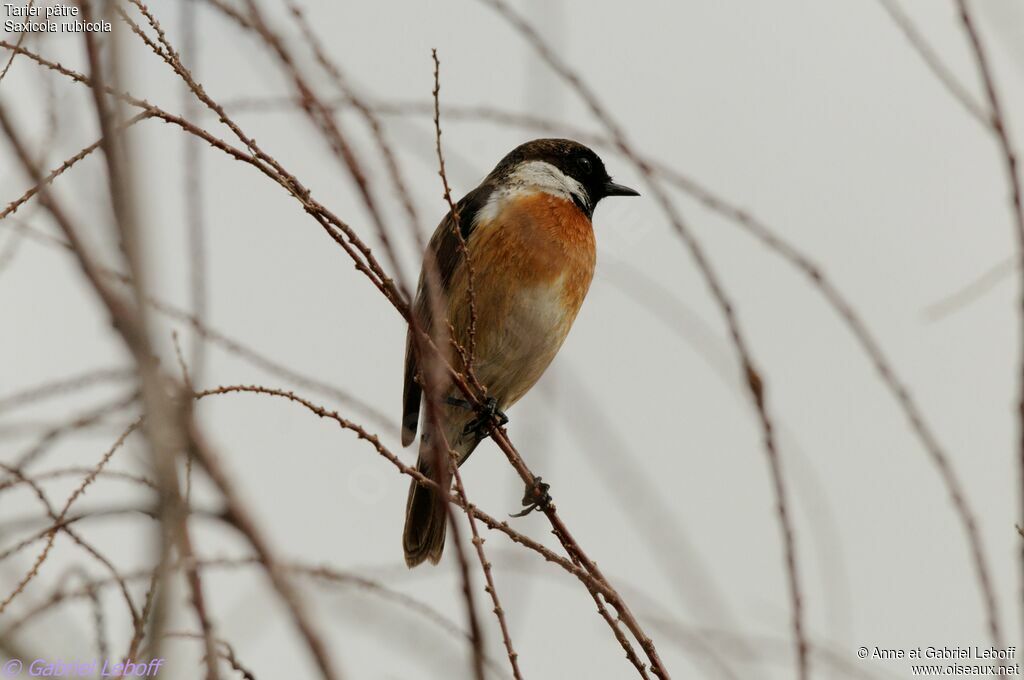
[577,157,592,174]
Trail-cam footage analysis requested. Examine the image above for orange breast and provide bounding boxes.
[477,191,594,291]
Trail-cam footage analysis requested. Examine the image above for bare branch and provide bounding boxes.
[956,0,1024,640]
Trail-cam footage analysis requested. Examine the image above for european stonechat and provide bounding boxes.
[401,138,639,567]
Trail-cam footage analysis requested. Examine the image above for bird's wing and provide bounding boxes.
[401,184,491,446]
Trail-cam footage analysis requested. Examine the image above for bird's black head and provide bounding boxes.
[490,138,639,217]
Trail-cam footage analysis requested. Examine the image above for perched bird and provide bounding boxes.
[401,138,639,567]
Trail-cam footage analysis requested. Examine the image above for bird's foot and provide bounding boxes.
[511,476,551,517]
[458,396,508,437]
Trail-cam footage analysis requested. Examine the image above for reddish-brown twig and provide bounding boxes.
[432,49,480,367]
[0,467,156,495]
[190,384,635,602]
[0,461,141,628]
[0,39,401,314]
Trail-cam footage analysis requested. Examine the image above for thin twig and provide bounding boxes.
[164,632,256,680]
[0,366,133,415]
[956,0,1024,642]
[0,460,141,626]
[451,466,524,680]
[874,0,990,127]
[190,384,633,602]
[0,0,34,82]
[10,390,139,472]
[925,256,1014,320]
[432,49,479,367]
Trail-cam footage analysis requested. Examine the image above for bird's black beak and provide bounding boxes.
[603,180,640,197]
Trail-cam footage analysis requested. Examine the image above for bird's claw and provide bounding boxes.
[511,476,551,517]
[461,397,508,437]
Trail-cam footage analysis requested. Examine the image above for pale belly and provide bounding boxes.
[472,274,580,409]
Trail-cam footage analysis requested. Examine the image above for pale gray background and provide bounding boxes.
[2,1,1024,678]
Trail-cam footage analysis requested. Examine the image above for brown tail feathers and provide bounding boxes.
[402,457,447,567]
[402,423,481,567]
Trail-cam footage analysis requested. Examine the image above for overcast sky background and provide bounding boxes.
[3,1,1024,678]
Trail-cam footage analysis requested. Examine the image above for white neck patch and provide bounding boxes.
[475,161,589,227]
